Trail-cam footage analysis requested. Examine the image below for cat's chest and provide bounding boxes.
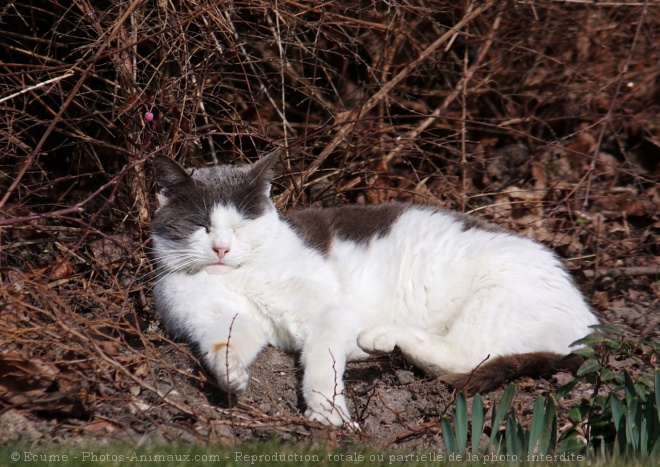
[205,259,338,341]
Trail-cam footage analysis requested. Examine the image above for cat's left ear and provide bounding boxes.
[153,155,192,207]
[249,148,281,194]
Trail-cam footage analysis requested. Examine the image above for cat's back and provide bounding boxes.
[283,203,592,327]
[285,202,510,259]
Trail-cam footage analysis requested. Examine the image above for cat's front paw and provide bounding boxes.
[357,326,397,354]
[304,395,355,428]
[210,349,250,394]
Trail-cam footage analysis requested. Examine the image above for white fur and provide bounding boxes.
[153,201,598,426]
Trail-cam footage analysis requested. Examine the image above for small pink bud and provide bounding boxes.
[144,111,154,122]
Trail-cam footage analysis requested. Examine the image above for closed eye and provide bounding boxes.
[194,223,210,233]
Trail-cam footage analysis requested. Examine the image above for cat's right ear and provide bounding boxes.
[249,148,281,183]
[152,155,191,207]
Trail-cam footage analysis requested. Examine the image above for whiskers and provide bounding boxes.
[144,241,209,283]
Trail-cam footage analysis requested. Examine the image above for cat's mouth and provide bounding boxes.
[204,262,235,275]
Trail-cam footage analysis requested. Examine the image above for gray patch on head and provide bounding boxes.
[285,203,405,255]
[151,156,276,243]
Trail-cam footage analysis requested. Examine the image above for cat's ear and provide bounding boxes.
[249,148,280,182]
[249,148,281,196]
[153,155,191,206]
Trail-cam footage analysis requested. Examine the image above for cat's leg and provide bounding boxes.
[196,311,268,394]
[357,324,476,376]
[300,325,356,427]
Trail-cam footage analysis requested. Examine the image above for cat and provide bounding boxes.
[151,150,599,427]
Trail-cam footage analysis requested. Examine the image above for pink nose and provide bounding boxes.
[213,246,229,259]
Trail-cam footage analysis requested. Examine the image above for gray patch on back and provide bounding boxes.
[285,204,405,255]
[285,202,510,256]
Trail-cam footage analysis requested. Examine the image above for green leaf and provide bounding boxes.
[558,434,586,456]
[640,418,648,454]
[488,384,515,452]
[626,401,640,452]
[505,413,516,455]
[595,323,626,336]
[643,390,657,454]
[600,367,616,383]
[570,346,597,358]
[610,393,625,430]
[471,394,484,457]
[555,378,580,400]
[655,370,660,423]
[651,437,660,458]
[624,371,637,405]
[568,405,585,423]
[570,334,601,348]
[441,416,458,455]
[454,392,468,455]
[539,396,557,455]
[577,358,601,376]
[494,384,515,428]
[527,396,546,457]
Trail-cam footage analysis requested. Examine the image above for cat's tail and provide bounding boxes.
[440,352,584,395]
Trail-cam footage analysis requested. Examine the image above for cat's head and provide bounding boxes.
[151,150,280,274]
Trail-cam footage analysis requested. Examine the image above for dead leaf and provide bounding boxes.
[531,161,547,191]
[625,199,646,217]
[596,151,619,178]
[0,352,87,417]
[134,363,149,378]
[49,259,74,280]
[82,419,118,434]
[364,174,398,205]
[591,290,609,310]
[89,234,133,264]
[567,126,596,170]
[98,340,121,356]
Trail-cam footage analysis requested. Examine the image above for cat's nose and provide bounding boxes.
[213,246,229,259]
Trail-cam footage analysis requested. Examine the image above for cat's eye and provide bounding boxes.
[195,223,210,233]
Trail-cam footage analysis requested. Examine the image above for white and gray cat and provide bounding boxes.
[151,150,598,426]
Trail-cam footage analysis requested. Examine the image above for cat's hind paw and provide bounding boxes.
[357,326,397,355]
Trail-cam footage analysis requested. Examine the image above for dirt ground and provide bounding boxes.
[1,0,659,454]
